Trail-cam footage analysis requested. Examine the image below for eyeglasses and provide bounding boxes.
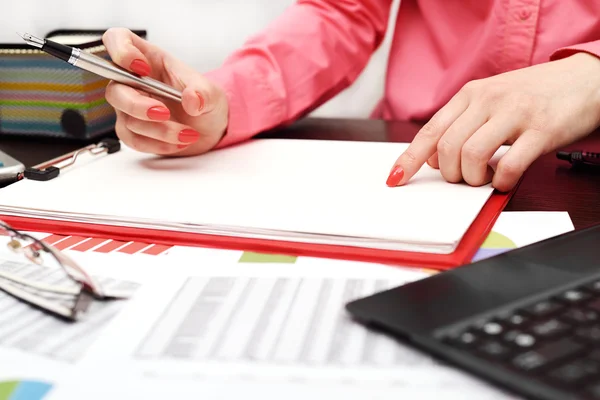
[0,220,132,321]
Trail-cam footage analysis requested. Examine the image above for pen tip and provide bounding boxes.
[17,32,44,48]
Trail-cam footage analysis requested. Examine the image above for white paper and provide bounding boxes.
[483,211,574,247]
[0,256,138,363]
[47,262,517,400]
[0,211,571,400]
[471,211,575,262]
[0,139,508,253]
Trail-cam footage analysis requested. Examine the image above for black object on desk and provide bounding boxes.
[558,150,600,169]
[346,224,600,400]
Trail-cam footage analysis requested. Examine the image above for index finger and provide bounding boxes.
[102,27,152,76]
[386,93,469,187]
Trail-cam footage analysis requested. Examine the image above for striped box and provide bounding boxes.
[0,30,144,140]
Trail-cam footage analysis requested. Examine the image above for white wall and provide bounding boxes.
[0,0,400,118]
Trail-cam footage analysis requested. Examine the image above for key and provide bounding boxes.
[587,298,600,314]
[522,300,564,318]
[561,308,598,325]
[556,289,592,304]
[478,341,512,359]
[575,325,600,343]
[504,330,536,348]
[584,281,600,294]
[530,318,571,339]
[446,331,480,348]
[587,383,600,399]
[548,358,600,386]
[512,338,584,372]
[502,313,530,328]
[480,321,504,336]
[588,349,600,363]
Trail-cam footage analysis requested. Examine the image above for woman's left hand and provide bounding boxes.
[387,52,600,192]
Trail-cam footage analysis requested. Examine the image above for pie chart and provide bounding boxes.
[0,380,52,400]
[471,231,517,262]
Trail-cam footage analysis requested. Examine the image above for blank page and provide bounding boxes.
[0,139,505,253]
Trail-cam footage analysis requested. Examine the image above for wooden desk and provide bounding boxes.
[2,117,600,229]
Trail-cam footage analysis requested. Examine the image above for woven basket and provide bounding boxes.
[0,29,146,141]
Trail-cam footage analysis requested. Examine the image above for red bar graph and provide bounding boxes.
[53,236,86,250]
[142,244,172,255]
[94,240,128,253]
[35,233,171,256]
[118,242,151,254]
[70,238,108,252]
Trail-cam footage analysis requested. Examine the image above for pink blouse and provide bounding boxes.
[205,0,600,148]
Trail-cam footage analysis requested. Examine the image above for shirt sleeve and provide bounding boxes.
[550,39,600,62]
[204,0,393,148]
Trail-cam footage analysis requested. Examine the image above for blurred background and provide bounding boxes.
[0,0,400,120]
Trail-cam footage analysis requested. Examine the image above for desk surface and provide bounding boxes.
[2,118,600,229]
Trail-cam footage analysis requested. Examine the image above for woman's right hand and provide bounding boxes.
[102,28,229,156]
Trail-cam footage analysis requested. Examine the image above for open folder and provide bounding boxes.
[0,139,513,269]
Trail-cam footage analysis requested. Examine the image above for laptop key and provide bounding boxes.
[522,300,564,318]
[575,325,600,343]
[584,281,600,294]
[511,338,584,372]
[446,330,480,348]
[587,383,600,399]
[547,358,600,386]
[561,308,598,325]
[530,318,571,339]
[478,341,512,360]
[556,289,592,305]
[588,349,600,362]
[480,321,504,336]
[587,298,600,314]
[503,330,536,348]
[503,313,530,328]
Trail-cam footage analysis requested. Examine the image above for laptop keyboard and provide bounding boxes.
[443,280,600,398]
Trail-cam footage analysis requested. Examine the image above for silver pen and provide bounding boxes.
[18,32,182,103]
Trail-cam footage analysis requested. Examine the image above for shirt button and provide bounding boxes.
[518,9,531,20]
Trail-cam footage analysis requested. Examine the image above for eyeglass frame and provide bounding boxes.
[0,220,108,321]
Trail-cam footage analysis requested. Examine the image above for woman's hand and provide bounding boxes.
[387,52,600,191]
[102,28,228,156]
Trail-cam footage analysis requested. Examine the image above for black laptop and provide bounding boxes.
[346,223,600,400]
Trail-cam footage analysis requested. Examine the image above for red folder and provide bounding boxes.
[0,188,513,271]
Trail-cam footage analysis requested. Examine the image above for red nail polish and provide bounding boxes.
[178,129,200,143]
[386,166,404,187]
[130,59,151,76]
[177,144,188,149]
[147,106,170,121]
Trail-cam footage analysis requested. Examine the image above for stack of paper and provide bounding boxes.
[0,139,507,259]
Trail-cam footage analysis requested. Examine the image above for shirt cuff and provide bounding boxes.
[203,65,285,149]
[550,39,600,62]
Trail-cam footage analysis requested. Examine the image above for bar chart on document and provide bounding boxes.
[135,276,432,369]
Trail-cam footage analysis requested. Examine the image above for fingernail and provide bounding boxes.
[196,92,205,112]
[147,106,170,121]
[386,166,404,187]
[177,144,188,149]
[178,129,200,143]
[130,59,151,76]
